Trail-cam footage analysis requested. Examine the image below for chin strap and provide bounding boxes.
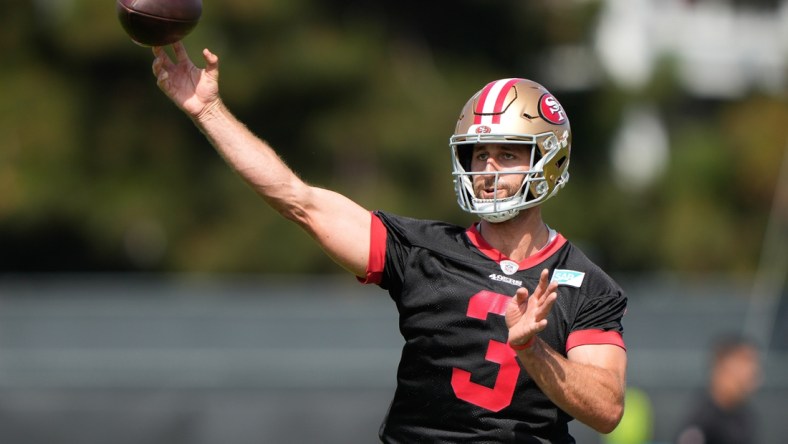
[479,208,520,223]
[473,189,525,223]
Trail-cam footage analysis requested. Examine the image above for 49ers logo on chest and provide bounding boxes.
[538,93,567,125]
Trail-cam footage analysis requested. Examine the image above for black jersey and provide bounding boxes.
[360,211,627,443]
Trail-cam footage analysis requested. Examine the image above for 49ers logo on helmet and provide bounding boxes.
[475,125,492,134]
[538,93,567,125]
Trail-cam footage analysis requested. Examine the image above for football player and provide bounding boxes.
[152,42,627,443]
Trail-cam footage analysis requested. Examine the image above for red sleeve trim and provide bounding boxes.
[357,212,387,285]
[566,329,626,352]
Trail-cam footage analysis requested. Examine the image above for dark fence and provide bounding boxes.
[0,274,785,443]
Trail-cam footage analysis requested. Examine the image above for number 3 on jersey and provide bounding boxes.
[450,290,520,412]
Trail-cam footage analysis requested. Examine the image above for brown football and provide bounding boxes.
[117,0,202,47]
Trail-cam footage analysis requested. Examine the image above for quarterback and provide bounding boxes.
[152,42,627,443]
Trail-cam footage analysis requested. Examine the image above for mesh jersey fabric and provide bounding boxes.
[361,211,627,443]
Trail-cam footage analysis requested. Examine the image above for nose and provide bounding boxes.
[481,157,500,173]
[478,162,501,189]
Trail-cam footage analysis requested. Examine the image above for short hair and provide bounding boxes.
[710,334,758,366]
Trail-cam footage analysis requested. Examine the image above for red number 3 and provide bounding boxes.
[450,290,520,412]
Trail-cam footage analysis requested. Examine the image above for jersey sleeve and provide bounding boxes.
[356,211,415,291]
[566,287,628,352]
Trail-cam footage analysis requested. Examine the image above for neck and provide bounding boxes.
[478,207,549,262]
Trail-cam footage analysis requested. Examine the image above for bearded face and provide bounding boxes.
[470,144,531,201]
[472,172,526,201]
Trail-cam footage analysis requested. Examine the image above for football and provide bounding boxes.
[117,0,202,47]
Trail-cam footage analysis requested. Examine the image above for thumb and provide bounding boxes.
[203,48,219,78]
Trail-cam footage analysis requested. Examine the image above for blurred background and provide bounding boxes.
[1,0,786,442]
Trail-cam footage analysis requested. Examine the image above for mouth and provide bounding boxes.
[473,174,514,200]
[477,185,508,200]
[480,188,497,199]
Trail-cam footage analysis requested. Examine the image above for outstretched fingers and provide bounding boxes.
[535,269,558,302]
[173,41,190,63]
[151,46,175,84]
[507,269,560,344]
[529,269,558,328]
[514,269,557,310]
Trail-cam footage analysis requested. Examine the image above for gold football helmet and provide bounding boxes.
[450,78,571,223]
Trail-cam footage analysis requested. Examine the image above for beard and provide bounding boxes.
[472,174,525,200]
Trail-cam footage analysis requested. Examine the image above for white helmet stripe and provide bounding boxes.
[473,78,521,125]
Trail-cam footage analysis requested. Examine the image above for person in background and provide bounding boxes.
[676,334,761,444]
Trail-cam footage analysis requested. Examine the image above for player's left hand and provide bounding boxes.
[505,268,558,348]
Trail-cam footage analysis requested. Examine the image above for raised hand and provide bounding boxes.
[505,268,559,348]
[151,42,220,118]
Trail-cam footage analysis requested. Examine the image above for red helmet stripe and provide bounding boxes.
[473,78,522,125]
[491,78,520,124]
[473,80,498,124]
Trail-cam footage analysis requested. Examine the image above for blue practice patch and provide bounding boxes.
[550,269,585,288]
